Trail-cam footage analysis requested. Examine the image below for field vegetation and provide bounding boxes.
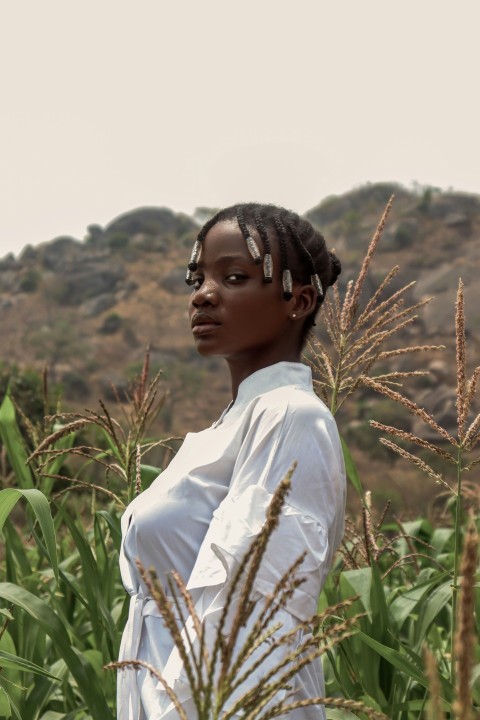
[0,198,478,718]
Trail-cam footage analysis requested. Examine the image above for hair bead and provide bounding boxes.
[282,269,293,300]
[185,268,194,286]
[311,273,323,299]
[263,253,273,282]
[188,240,202,272]
[246,235,262,264]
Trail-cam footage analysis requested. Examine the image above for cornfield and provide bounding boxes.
[0,200,478,719]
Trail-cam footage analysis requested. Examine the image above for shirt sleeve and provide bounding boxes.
[158,395,346,716]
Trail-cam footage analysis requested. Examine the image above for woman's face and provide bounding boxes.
[188,219,296,370]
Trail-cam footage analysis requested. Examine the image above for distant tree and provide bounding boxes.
[192,207,220,226]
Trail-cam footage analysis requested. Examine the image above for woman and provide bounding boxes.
[117,203,346,719]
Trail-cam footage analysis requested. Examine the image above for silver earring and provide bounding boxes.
[292,313,297,319]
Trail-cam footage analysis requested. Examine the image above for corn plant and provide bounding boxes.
[27,348,173,508]
[0,352,170,719]
[0,201,478,719]
[307,201,479,718]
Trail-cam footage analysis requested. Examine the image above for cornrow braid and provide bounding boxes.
[185,212,221,285]
[235,206,262,265]
[254,208,273,282]
[272,215,293,300]
[286,220,324,303]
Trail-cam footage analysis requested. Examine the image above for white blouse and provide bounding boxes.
[117,361,346,720]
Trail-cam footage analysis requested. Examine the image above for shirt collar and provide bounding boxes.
[214,361,313,427]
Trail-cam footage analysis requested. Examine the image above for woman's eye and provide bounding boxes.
[192,276,203,289]
[226,273,247,283]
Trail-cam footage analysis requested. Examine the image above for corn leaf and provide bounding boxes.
[0,687,11,718]
[0,393,34,489]
[389,571,450,631]
[0,488,58,582]
[0,650,60,679]
[413,579,452,652]
[341,437,364,499]
[0,583,114,720]
[356,631,427,688]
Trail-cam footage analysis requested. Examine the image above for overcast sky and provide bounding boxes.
[1,1,479,257]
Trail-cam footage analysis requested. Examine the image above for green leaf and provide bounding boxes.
[414,580,452,651]
[0,686,12,717]
[341,567,372,620]
[56,506,117,647]
[0,583,114,720]
[340,437,364,499]
[140,464,161,491]
[96,510,122,552]
[0,394,34,489]
[356,631,427,688]
[389,572,449,631]
[370,561,389,642]
[0,489,58,582]
[0,650,60,679]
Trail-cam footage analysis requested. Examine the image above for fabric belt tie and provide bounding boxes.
[118,591,185,720]
[118,592,164,720]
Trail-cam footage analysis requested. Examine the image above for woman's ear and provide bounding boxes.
[291,283,317,320]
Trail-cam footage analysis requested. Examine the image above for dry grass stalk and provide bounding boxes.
[379,439,449,487]
[455,280,467,441]
[340,495,447,580]
[424,646,446,720]
[465,365,480,410]
[370,421,457,464]
[107,659,188,720]
[364,275,480,590]
[364,278,479,679]
[134,443,142,496]
[362,491,378,564]
[28,418,92,458]
[452,517,478,720]
[345,195,394,326]
[364,377,455,445]
[26,349,174,506]
[463,410,480,451]
[307,197,443,415]
[270,697,389,720]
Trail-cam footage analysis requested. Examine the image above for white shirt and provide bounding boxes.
[118,361,346,719]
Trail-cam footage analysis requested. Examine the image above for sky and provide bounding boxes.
[1,1,479,257]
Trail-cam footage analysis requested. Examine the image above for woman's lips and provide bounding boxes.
[192,322,220,336]
[191,313,220,335]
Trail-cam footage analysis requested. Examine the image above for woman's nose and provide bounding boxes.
[191,279,219,308]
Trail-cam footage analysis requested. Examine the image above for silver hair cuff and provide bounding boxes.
[263,253,273,282]
[188,240,202,271]
[246,236,262,264]
[282,269,293,300]
[311,273,323,298]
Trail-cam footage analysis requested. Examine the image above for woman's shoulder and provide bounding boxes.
[253,382,333,424]
[242,383,340,451]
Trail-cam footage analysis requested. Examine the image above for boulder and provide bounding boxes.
[57,263,125,305]
[79,293,117,317]
[160,267,190,294]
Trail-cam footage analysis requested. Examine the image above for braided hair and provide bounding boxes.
[186,202,341,337]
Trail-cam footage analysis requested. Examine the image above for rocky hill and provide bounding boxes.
[1,184,479,511]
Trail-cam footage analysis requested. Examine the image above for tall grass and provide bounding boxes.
[309,199,480,719]
[0,200,478,718]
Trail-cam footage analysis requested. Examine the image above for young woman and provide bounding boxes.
[117,203,346,719]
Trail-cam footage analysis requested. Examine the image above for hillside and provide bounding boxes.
[1,184,479,511]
